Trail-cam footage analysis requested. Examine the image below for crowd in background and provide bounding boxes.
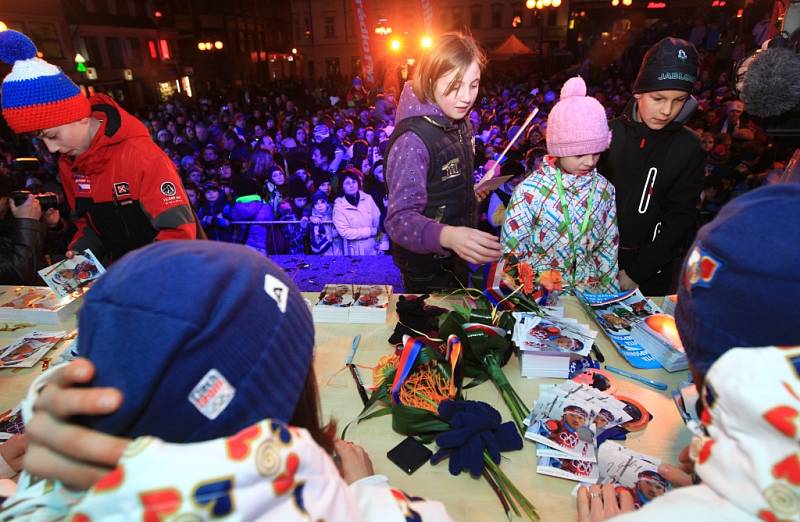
[0,11,786,260]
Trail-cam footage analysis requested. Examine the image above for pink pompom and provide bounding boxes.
[560,76,587,99]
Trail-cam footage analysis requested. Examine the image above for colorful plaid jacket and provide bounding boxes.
[500,156,619,293]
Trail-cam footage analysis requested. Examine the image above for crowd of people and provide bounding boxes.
[1,13,785,270]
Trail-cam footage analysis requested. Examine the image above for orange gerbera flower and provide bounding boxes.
[517,262,535,295]
[539,270,563,292]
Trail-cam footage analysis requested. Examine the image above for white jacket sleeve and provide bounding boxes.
[350,475,454,522]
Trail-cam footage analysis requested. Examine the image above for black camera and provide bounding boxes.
[11,190,59,212]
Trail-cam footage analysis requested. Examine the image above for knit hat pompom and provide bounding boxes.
[546,76,610,158]
[0,30,37,65]
[560,76,587,100]
[1,29,91,133]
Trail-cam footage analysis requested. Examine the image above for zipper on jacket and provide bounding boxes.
[638,167,658,214]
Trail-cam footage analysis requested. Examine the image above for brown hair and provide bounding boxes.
[412,32,487,104]
[289,366,337,455]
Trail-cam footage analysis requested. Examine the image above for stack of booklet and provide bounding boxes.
[575,289,665,370]
[629,314,688,372]
[512,309,598,378]
[0,251,105,326]
[312,284,392,324]
[0,287,82,325]
[524,381,632,483]
[571,441,672,510]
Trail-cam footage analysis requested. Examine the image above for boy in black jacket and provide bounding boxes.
[600,38,705,295]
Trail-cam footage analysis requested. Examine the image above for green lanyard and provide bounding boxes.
[554,170,597,284]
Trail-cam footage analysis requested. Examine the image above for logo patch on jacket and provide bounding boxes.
[683,246,724,291]
[160,181,177,196]
[441,158,461,181]
[113,182,130,198]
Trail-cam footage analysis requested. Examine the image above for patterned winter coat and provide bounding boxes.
[501,156,619,293]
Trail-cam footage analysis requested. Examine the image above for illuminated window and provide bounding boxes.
[148,40,158,60]
[159,39,171,60]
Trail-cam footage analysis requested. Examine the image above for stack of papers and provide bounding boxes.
[571,442,672,510]
[629,314,688,372]
[312,284,392,324]
[0,287,83,325]
[312,284,354,323]
[575,289,664,369]
[348,285,392,324]
[512,309,597,378]
[525,382,632,483]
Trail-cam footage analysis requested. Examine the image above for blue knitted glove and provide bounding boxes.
[431,400,522,477]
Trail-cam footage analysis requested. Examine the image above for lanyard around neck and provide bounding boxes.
[554,169,597,280]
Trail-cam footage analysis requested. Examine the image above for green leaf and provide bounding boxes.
[391,404,451,436]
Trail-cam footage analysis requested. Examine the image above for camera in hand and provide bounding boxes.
[11,190,59,212]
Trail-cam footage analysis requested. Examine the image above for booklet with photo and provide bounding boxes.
[315,284,354,307]
[526,395,598,461]
[595,441,671,509]
[575,289,663,369]
[518,316,594,357]
[0,330,66,368]
[38,250,105,298]
[537,455,599,483]
[352,285,391,308]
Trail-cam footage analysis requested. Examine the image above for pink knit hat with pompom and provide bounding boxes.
[545,76,611,157]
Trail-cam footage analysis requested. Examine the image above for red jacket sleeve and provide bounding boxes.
[136,149,197,241]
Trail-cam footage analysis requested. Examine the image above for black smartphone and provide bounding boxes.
[386,437,433,475]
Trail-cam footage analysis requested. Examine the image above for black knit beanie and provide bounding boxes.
[633,37,699,94]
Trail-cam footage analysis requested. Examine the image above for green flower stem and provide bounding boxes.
[484,452,540,522]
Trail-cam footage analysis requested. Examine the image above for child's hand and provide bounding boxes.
[310,216,321,224]
[0,434,28,473]
[475,187,492,202]
[577,484,635,522]
[440,226,502,265]
[618,270,638,291]
[24,358,129,491]
[333,439,374,484]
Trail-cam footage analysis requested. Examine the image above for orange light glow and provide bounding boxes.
[645,314,684,351]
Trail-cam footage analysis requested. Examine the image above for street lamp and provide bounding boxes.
[214,41,223,50]
[389,38,402,52]
[526,0,561,71]
[421,36,432,49]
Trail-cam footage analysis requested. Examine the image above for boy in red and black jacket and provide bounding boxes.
[0,30,198,263]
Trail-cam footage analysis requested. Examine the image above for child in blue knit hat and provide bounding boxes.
[578,184,800,521]
[5,241,452,521]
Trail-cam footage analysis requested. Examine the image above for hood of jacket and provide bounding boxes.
[693,345,800,520]
[395,81,447,124]
[67,94,154,174]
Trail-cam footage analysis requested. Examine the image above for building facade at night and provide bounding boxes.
[1,0,184,108]
[290,0,570,83]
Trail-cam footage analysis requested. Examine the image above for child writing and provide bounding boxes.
[501,76,619,293]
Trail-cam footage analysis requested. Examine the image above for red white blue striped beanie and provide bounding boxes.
[0,30,90,133]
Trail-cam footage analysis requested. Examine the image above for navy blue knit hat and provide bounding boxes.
[76,240,314,443]
[675,184,800,374]
[633,37,699,94]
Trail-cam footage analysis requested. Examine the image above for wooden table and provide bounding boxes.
[312,295,692,522]
[0,294,690,521]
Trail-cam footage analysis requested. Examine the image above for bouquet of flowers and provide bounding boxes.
[361,335,539,521]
